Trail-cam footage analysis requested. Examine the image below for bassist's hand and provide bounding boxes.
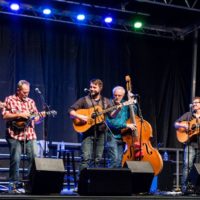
[127,123,137,131]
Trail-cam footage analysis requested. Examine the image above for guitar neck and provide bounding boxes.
[99,105,119,115]
[30,111,54,119]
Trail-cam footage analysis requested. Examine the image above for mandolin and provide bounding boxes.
[72,99,135,133]
[11,110,57,131]
[176,118,200,143]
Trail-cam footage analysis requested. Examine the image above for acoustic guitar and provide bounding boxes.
[72,99,135,133]
[176,118,200,143]
[11,110,57,131]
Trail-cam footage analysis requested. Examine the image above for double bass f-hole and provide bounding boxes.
[143,143,153,155]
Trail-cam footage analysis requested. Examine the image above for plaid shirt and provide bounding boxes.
[2,94,38,141]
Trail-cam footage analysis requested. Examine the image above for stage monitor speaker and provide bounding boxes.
[124,161,154,194]
[78,168,132,196]
[189,163,200,186]
[29,158,65,195]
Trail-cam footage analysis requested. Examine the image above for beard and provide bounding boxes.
[90,91,100,98]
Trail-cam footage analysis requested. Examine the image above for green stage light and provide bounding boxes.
[134,21,143,29]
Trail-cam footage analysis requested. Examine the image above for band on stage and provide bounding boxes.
[0,77,200,195]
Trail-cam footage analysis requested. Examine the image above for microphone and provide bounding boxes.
[189,103,196,113]
[35,88,42,94]
[84,88,91,93]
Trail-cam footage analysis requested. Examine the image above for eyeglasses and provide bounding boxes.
[114,94,123,97]
[193,101,200,105]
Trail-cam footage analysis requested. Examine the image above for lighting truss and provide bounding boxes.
[0,0,199,40]
[140,0,200,10]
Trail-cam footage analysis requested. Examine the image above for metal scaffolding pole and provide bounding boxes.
[191,30,198,100]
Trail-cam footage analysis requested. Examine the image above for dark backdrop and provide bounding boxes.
[0,15,198,148]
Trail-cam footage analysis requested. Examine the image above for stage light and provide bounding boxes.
[10,3,20,11]
[133,21,143,29]
[43,8,52,15]
[77,14,85,21]
[104,17,112,23]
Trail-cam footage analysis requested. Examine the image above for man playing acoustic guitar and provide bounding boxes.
[175,96,200,195]
[69,79,135,178]
[2,80,45,194]
[69,79,112,172]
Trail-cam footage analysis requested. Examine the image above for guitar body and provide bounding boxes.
[73,105,105,133]
[176,119,199,143]
[11,118,30,131]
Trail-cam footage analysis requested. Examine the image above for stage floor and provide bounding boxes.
[0,190,199,200]
[0,194,199,200]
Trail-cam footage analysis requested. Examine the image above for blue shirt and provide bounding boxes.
[106,99,137,138]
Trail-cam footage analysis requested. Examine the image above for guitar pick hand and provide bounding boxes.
[18,112,30,119]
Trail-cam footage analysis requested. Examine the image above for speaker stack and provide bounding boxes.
[28,158,65,195]
[124,161,154,194]
[78,161,154,195]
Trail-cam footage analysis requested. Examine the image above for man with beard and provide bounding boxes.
[69,79,111,171]
[175,96,200,194]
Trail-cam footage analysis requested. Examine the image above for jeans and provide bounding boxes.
[107,132,125,168]
[79,132,105,172]
[6,138,38,182]
[182,144,196,189]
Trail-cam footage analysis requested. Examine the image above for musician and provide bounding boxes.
[106,86,137,168]
[175,96,200,194]
[2,80,45,194]
[69,78,113,172]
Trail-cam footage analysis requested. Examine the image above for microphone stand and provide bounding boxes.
[88,93,99,167]
[196,117,200,163]
[36,90,51,157]
[186,106,192,188]
[22,119,32,181]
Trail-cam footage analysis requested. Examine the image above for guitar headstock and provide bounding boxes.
[47,110,57,117]
[123,98,136,106]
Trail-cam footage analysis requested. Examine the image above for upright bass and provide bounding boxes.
[122,75,163,176]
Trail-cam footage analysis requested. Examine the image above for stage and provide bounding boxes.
[0,187,199,200]
[0,194,199,200]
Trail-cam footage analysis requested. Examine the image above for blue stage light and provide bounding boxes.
[10,3,20,11]
[104,17,112,23]
[43,8,51,15]
[77,14,85,21]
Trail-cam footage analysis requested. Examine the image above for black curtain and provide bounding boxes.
[0,14,197,147]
